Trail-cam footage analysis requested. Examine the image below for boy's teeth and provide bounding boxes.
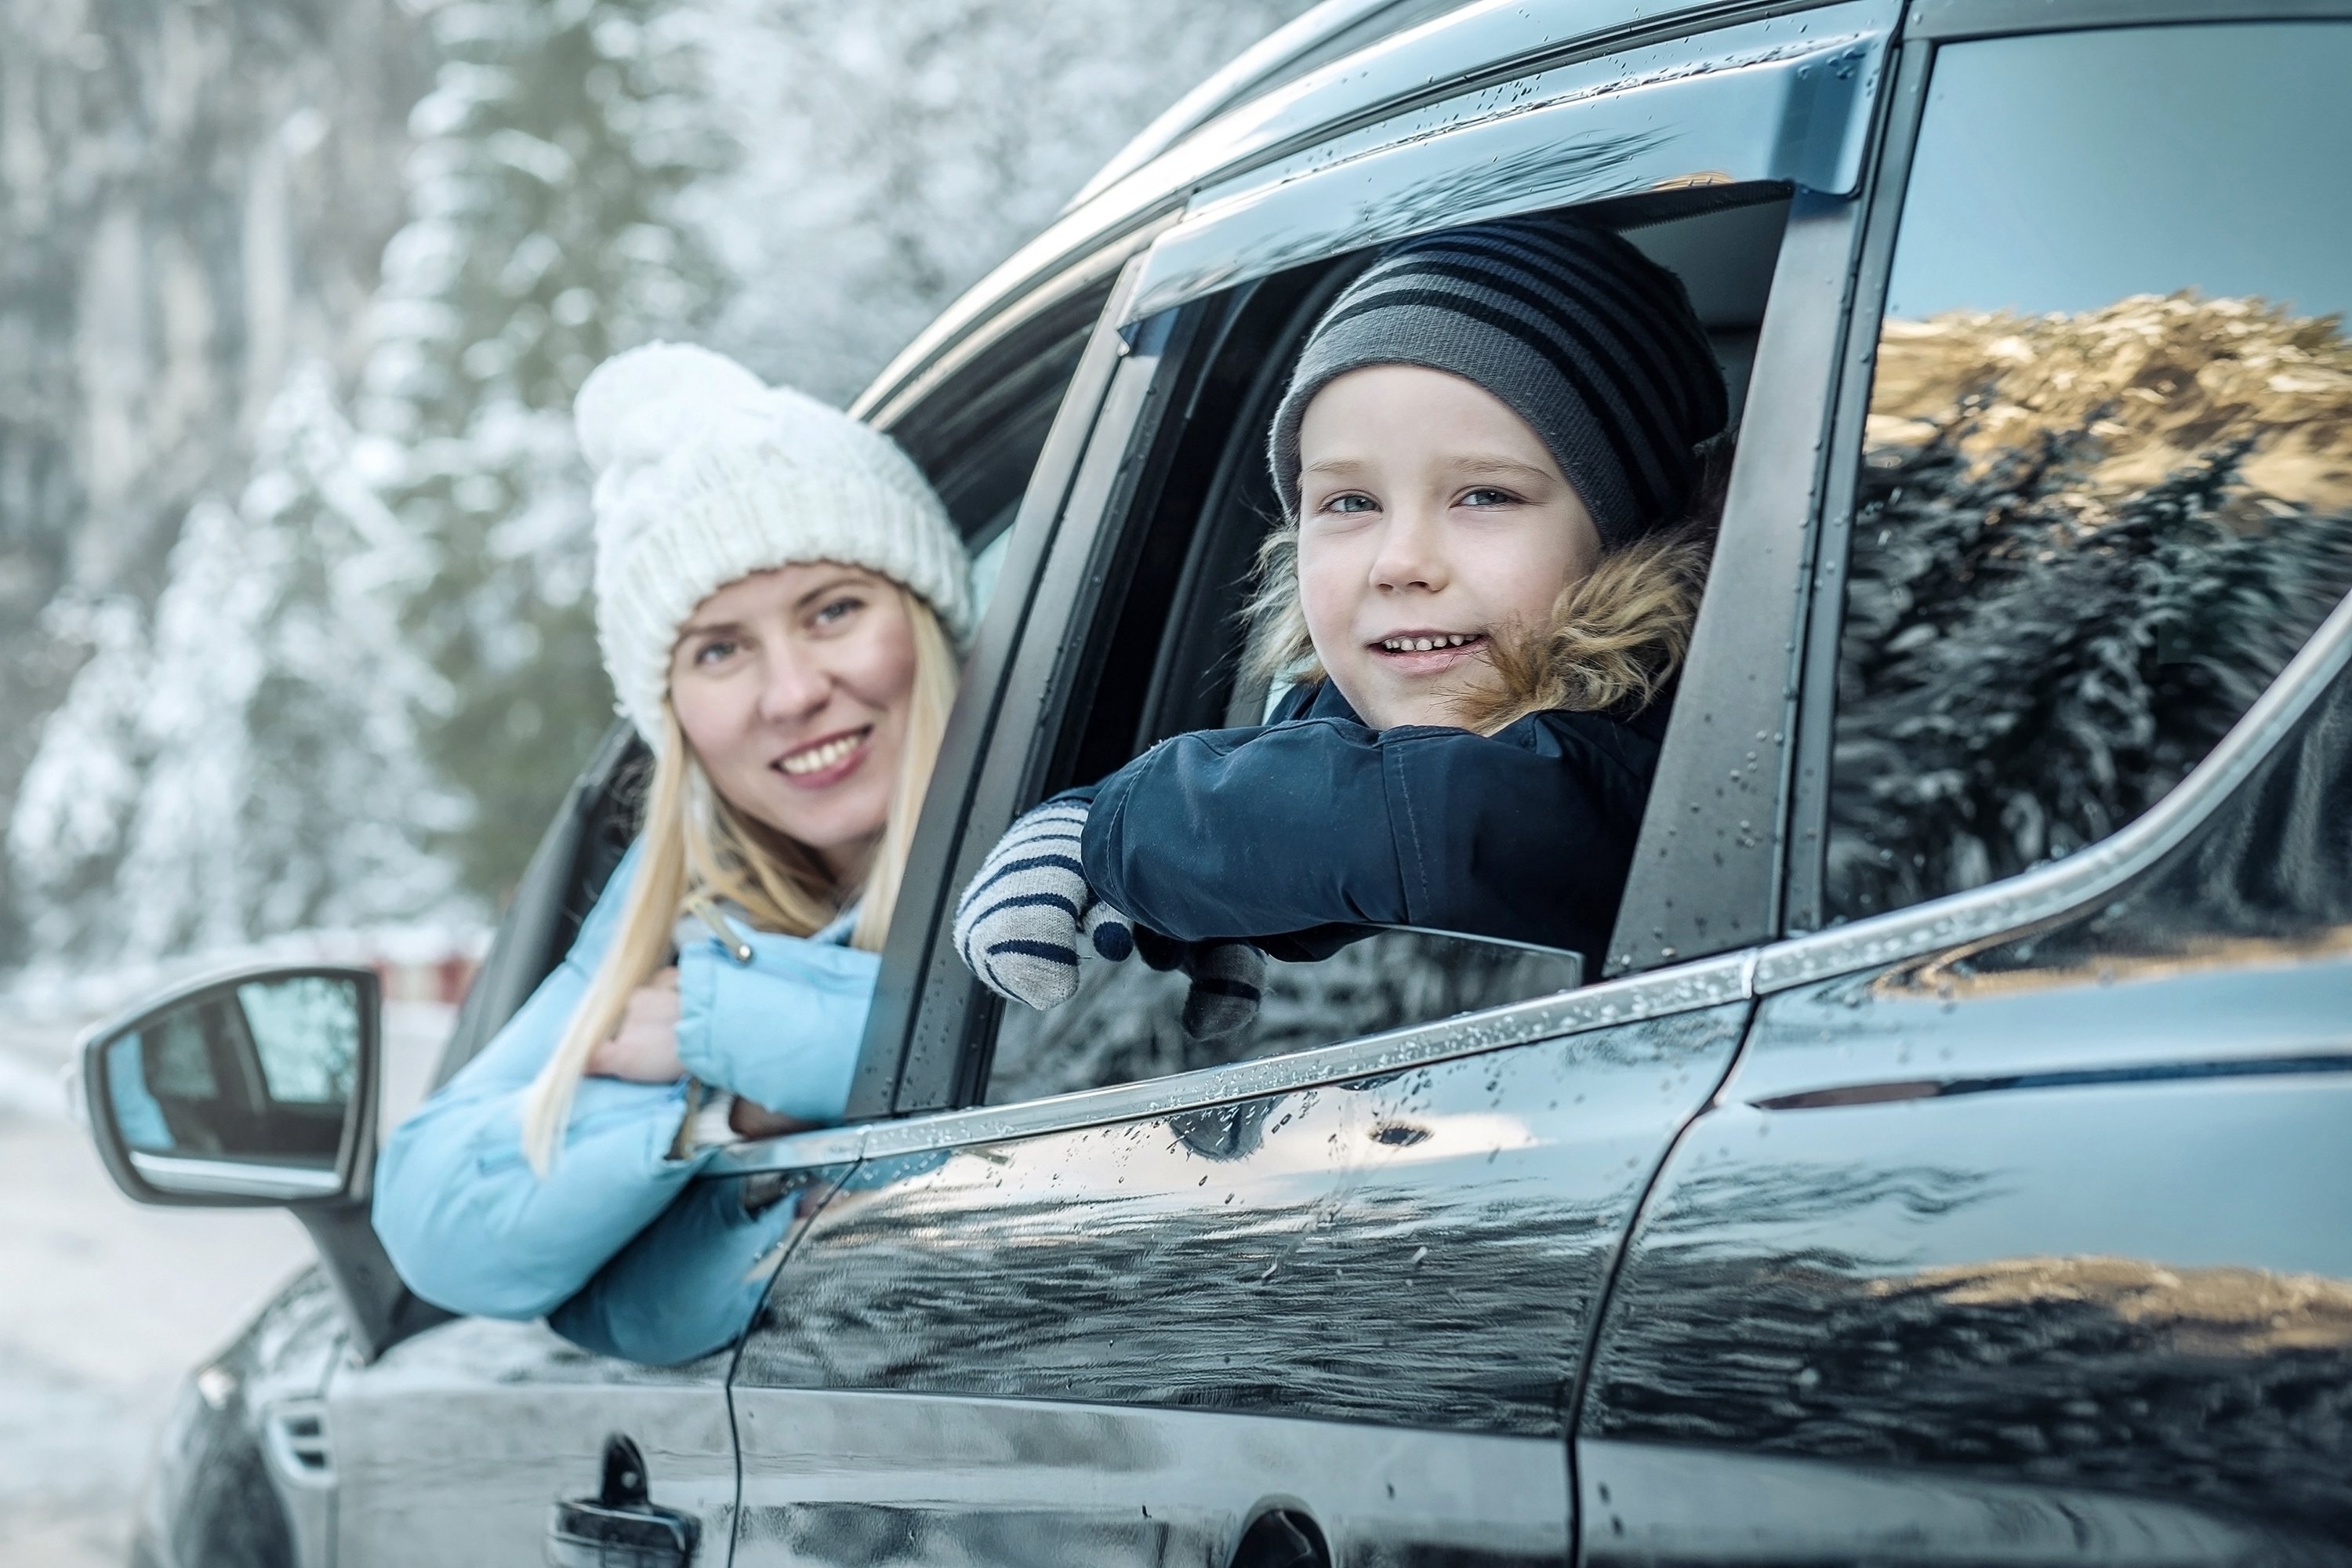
[1383,634,1471,652]
[779,731,863,775]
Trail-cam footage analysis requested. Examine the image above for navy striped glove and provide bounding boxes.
[1087,909,1266,1040]
[953,800,1098,1010]
[954,799,1265,1037]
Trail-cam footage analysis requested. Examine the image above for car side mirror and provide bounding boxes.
[78,965,379,1208]
[74,964,448,1361]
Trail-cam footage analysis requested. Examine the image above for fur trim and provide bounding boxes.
[1456,521,1709,734]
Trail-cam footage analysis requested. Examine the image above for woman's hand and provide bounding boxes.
[586,967,685,1082]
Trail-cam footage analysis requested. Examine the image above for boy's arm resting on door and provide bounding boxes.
[1080,710,1657,961]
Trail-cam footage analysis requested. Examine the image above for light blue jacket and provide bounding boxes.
[372,843,879,1321]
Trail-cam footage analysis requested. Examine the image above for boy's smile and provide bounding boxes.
[1371,627,1487,674]
[1295,364,1602,731]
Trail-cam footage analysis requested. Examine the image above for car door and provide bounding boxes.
[720,11,1904,1561]
[1577,10,2352,1562]
[321,276,1111,1567]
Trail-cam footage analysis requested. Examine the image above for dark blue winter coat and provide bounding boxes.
[1076,680,1669,966]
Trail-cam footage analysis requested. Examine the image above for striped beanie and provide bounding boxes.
[1268,212,1729,550]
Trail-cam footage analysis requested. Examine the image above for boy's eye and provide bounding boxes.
[1321,492,1379,515]
[1458,487,1518,509]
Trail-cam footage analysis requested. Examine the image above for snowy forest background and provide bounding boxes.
[0,0,1325,1007]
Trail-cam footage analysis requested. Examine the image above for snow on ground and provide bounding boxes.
[0,1001,452,1566]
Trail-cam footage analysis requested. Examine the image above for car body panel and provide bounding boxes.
[1577,666,2352,1561]
[323,1319,735,1566]
[731,1391,1569,1567]
[132,1269,343,1568]
[728,1002,1748,1560]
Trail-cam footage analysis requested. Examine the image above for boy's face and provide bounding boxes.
[1295,364,1602,729]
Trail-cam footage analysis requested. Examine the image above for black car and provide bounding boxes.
[77,0,2352,1563]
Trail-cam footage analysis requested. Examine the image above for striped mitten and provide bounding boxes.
[953,800,1094,1010]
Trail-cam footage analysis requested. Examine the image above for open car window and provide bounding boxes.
[985,192,1790,1104]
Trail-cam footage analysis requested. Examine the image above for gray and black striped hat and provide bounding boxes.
[1268,212,1729,550]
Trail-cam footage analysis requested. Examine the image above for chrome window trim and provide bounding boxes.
[1121,2,1896,326]
[713,947,1754,1174]
[1755,587,2352,993]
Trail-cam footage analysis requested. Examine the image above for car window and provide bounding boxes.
[1820,21,2352,926]
[987,193,1788,1103]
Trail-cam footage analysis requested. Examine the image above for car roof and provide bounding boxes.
[850,0,1814,426]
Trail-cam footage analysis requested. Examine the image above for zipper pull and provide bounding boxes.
[688,898,754,965]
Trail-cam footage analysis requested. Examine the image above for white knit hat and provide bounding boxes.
[575,341,973,743]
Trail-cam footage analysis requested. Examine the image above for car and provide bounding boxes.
[74,0,2352,1563]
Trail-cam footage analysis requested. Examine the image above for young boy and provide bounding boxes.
[956,212,1728,1025]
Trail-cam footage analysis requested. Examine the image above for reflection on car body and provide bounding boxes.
[74,2,2352,1564]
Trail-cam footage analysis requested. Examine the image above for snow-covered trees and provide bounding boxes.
[10,368,456,964]
[361,0,732,901]
[690,0,1327,401]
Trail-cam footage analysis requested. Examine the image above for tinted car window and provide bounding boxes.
[1823,22,2352,924]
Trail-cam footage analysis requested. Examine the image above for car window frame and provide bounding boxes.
[887,194,1885,1119]
[849,259,1210,1117]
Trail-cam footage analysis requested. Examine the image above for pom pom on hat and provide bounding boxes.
[578,341,974,744]
[576,341,767,473]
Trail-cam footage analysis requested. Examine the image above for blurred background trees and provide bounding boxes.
[1,0,1319,985]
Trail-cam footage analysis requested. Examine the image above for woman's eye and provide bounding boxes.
[811,596,865,628]
[691,639,739,666]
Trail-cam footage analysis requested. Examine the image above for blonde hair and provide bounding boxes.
[1242,440,1730,735]
[519,586,959,1172]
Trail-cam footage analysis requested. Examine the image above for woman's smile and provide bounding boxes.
[774,725,873,786]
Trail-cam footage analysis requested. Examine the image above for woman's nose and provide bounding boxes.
[757,648,833,723]
[1368,508,1450,594]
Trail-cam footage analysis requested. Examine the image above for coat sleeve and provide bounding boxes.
[372,844,716,1322]
[673,931,879,1120]
[1080,715,1650,960]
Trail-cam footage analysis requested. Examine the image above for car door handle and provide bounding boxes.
[546,1434,699,1568]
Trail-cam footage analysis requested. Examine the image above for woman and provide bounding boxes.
[374,341,970,1322]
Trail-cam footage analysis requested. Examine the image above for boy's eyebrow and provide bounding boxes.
[1450,456,1557,482]
[1301,457,1370,477]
